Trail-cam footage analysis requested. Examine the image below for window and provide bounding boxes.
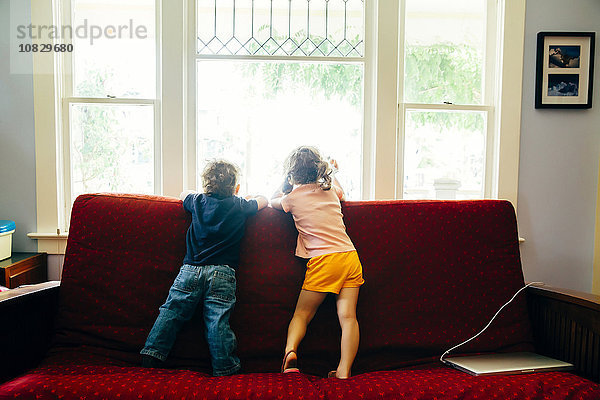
[60,0,158,213]
[192,0,365,199]
[31,0,526,243]
[400,0,496,200]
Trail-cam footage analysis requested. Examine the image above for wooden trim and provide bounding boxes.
[27,233,69,239]
[28,234,69,255]
[374,0,400,199]
[0,282,60,383]
[528,285,600,312]
[0,253,48,289]
[528,285,600,383]
[31,0,63,237]
[7,255,46,288]
[495,0,526,205]
[0,280,59,305]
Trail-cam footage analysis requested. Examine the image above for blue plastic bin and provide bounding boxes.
[0,220,16,260]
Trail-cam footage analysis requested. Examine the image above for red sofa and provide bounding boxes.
[1,193,599,399]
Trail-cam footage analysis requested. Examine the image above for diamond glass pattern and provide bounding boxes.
[197,0,364,57]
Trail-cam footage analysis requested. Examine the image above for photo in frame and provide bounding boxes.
[535,32,595,109]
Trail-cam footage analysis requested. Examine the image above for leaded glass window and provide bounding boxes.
[197,0,364,57]
[194,0,366,200]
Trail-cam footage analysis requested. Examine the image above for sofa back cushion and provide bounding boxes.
[55,194,532,375]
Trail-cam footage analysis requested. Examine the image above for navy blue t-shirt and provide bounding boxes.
[182,193,259,269]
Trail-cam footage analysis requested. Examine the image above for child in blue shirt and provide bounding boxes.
[141,160,267,376]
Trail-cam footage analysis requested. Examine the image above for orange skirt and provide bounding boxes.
[302,250,364,294]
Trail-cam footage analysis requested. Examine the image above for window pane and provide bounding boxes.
[197,0,364,57]
[70,103,154,202]
[196,60,363,199]
[403,110,486,200]
[403,0,486,104]
[71,0,156,98]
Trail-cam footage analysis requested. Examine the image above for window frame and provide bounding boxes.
[56,0,162,230]
[29,0,527,255]
[184,0,372,199]
[397,0,497,200]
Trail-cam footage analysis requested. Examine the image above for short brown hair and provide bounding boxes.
[283,146,332,194]
[202,160,240,198]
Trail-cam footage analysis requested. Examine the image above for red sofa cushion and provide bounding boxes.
[316,368,600,400]
[2,364,599,400]
[50,194,533,376]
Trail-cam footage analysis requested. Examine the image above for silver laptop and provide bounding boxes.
[443,352,574,376]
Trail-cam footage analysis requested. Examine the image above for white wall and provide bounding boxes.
[0,0,38,252]
[517,0,600,292]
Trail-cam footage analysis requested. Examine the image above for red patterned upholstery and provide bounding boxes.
[2,364,599,400]
[315,368,600,400]
[1,194,599,399]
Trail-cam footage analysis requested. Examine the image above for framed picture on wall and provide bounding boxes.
[535,32,595,109]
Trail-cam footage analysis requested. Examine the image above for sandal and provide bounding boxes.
[327,370,338,378]
[281,350,300,373]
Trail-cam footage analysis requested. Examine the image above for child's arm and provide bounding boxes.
[332,176,345,201]
[247,195,268,210]
[330,159,346,201]
[270,196,284,210]
[179,190,196,201]
[270,180,287,210]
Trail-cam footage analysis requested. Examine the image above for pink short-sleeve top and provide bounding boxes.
[280,183,356,259]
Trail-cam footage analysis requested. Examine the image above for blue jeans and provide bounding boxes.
[140,264,241,376]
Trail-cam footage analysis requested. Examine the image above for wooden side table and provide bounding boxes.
[0,253,48,289]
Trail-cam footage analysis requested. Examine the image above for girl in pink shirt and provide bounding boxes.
[271,146,364,379]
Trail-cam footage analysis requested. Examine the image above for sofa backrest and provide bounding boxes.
[55,194,533,375]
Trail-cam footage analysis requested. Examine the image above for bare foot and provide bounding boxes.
[328,370,351,379]
[282,350,299,373]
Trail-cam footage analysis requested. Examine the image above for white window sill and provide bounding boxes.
[28,232,69,239]
[28,232,69,255]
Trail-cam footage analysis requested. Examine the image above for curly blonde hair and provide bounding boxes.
[282,146,332,194]
[202,160,240,198]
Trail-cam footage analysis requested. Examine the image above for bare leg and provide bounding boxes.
[334,287,360,378]
[283,289,327,370]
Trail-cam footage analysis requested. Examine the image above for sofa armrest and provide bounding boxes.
[0,281,60,383]
[527,284,600,383]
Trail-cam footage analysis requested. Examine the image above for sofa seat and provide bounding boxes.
[3,349,599,400]
[2,363,599,400]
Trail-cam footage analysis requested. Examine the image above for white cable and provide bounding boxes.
[440,281,544,364]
